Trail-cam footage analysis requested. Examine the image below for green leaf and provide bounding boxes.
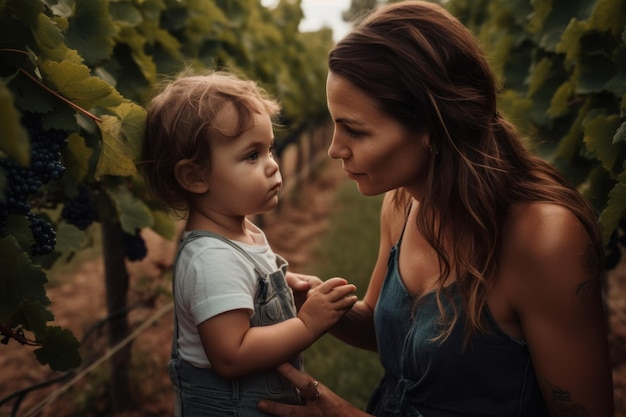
[63,132,94,182]
[605,43,626,97]
[95,102,145,179]
[19,299,52,338]
[0,82,30,166]
[4,214,35,253]
[583,113,623,173]
[104,184,153,233]
[32,11,67,61]
[528,0,552,34]
[548,79,575,118]
[528,56,552,97]
[55,222,87,254]
[588,0,626,36]
[110,2,144,27]
[65,0,117,65]
[556,18,586,69]
[0,236,50,322]
[151,209,176,240]
[614,121,626,145]
[39,56,124,111]
[599,169,626,244]
[34,326,81,371]
[116,26,157,84]
[576,52,616,94]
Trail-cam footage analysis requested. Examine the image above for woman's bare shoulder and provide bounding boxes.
[503,201,598,300]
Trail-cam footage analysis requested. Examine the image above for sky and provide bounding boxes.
[261,0,353,42]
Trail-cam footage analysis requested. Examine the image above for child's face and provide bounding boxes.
[200,109,282,217]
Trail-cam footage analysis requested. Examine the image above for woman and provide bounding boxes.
[258,1,614,416]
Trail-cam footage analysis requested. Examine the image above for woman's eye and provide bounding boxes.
[345,126,362,137]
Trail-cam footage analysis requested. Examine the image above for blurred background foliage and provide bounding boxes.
[0,0,624,413]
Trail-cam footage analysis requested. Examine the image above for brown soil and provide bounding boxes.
[1,157,625,416]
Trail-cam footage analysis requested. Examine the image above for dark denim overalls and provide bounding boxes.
[168,231,302,416]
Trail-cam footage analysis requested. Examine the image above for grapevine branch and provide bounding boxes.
[0,305,41,346]
[16,66,103,123]
[0,323,40,346]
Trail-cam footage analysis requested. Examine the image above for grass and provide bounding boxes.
[302,181,385,411]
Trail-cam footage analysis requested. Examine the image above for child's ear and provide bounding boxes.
[174,159,210,194]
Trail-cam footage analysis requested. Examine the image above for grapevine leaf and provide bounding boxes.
[576,53,616,94]
[19,299,52,338]
[151,209,176,240]
[528,57,552,97]
[104,185,153,233]
[548,79,575,118]
[9,71,57,114]
[114,102,146,159]
[615,121,626,145]
[0,236,50,323]
[588,0,626,36]
[96,115,137,177]
[117,26,157,84]
[33,11,66,61]
[556,19,586,69]
[4,215,35,253]
[527,0,551,34]
[39,57,124,110]
[110,2,144,27]
[605,44,626,97]
[55,223,87,254]
[583,113,623,173]
[0,82,30,166]
[65,0,117,65]
[63,132,94,182]
[33,326,81,371]
[599,169,626,244]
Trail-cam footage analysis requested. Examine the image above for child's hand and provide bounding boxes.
[285,272,323,310]
[297,277,357,338]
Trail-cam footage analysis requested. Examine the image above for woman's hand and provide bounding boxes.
[285,271,323,310]
[257,363,371,417]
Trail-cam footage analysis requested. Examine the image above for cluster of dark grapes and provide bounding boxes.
[61,186,96,230]
[122,228,148,261]
[0,112,68,256]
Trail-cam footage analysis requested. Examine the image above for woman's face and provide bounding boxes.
[326,71,432,197]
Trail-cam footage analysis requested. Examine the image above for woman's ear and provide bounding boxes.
[174,159,210,194]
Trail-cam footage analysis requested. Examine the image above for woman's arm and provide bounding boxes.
[509,203,613,416]
[329,192,407,351]
[198,277,357,379]
[257,363,373,417]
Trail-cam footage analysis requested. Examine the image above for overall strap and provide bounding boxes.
[170,230,268,358]
[397,200,414,246]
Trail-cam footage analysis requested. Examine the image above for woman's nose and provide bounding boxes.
[328,133,348,160]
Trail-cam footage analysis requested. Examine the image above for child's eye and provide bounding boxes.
[247,151,259,161]
[269,145,275,158]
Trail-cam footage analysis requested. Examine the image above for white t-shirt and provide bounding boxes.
[174,223,279,368]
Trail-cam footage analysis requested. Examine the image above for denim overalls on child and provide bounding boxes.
[168,231,302,417]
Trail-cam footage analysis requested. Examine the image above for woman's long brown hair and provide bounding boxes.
[329,1,604,342]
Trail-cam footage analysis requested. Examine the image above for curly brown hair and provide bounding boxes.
[140,69,280,212]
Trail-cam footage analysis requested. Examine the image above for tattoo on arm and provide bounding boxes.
[545,380,589,417]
